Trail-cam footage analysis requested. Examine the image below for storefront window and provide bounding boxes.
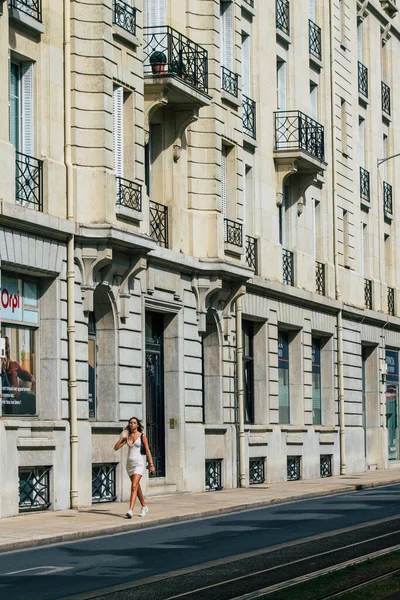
[278,330,290,424]
[1,275,38,416]
[386,349,399,461]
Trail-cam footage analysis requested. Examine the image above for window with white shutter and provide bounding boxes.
[220,1,234,71]
[308,0,316,21]
[113,86,124,178]
[9,60,34,156]
[242,33,250,96]
[312,197,316,260]
[9,62,21,152]
[277,60,286,111]
[21,62,34,157]
[310,83,318,120]
[357,21,363,62]
[359,117,365,168]
[146,0,166,27]
[221,145,227,218]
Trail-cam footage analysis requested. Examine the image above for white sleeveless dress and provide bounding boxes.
[126,435,145,477]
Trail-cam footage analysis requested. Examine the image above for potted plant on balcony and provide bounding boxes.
[170,58,187,79]
[150,51,167,74]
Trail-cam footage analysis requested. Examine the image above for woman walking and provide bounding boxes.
[114,417,155,518]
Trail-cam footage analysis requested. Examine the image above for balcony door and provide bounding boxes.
[9,61,33,156]
[146,0,166,27]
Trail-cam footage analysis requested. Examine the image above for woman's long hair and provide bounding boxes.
[125,416,144,433]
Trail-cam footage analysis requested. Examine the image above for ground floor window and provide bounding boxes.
[386,349,399,461]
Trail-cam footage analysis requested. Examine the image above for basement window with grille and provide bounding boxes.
[320,454,333,478]
[287,456,301,481]
[19,466,51,512]
[205,459,223,491]
[249,457,266,484]
[92,464,117,503]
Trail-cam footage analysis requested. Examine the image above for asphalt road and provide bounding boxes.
[0,484,399,600]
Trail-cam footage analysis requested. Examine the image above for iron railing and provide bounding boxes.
[282,248,294,286]
[274,111,325,161]
[149,200,168,247]
[242,95,256,138]
[382,81,391,116]
[364,278,372,310]
[388,287,395,316]
[287,456,301,481]
[205,459,223,491]
[315,261,325,295]
[249,458,265,484]
[245,235,258,273]
[224,218,243,247]
[309,20,322,60]
[221,66,239,97]
[9,0,42,22]
[143,26,208,94]
[19,467,50,511]
[113,0,136,36]
[276,0,290,35]
[358,61,368,97]
[15,152,43,210]
[92,464,117,503]
[116,177,142,212]
[360,166,370,203]
[320,455,332,478]
[383,181,393,217]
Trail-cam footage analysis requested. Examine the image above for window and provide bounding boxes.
[310,83,318,120]
[357,20,363,62]
[145,0,166,27]
[276,60,286,111]
[279,184,288,246]
[386,350,399,461]
[88,313,96,419]
[311,198,321,260]
[308,0,315,21]
[113,86,124,178]
[339,0,346,47]
[278,330,290,424]
[361,222,367,277]
[1,275,38,416]
[244,164,253,233]
[341,98,348,155]
[220,1,234,71]
[221,145,228,219]
[343,209,349,267]
[243,321,254,424]
[312,338,322,425]
[242,33,250,97]
[359,117,365,168]
[9,60,34,156]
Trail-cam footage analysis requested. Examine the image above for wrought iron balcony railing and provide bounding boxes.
[364,278,372,310]
[15,151,43,210]
[116,177,142,212]
[388,286,395,316]
[149,200,168,248]
[309,20,322,61]
[113,0,136,36]
[9,0,42,22]
[245,235,258,273]
[383,181,393,217]
[274,111,325,161]
[360,166,370,203]
[242,95,256,138]
[143,26,208,94]
[221,66,239,97]
[382,81,391,116]
[282,248,294,286]
[315,261,325,295]
[276,0,290,35]
[224,218,243,247]
[358,61,368,97]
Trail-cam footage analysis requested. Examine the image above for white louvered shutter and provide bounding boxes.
[312,198,316,260]
[242,34,250,96]
[221,2,233,71]
[21,62,34,157]
[308,0,315,21]
[359,118,365,168]
[357,22,363,62]
[361,224,365,277]
[221,146,227,218]
[146,0,166,27]
[113,86,124,177]
[9,61,20,151]
[277,61,286,111]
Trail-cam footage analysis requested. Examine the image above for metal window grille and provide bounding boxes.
[315,261,325,295]
[224,218,243,247]
[245,235,258,273]
[92,464,117,503]
[15,152,43,210]
[205,459,223,491]
[382,82,391,116]
[242,95,256,139]
[113,0,136,36]
[309,20,322,60]
[358,61,368,97]
[221,66,239,98]
[320,455,332,478]
[143,26,208,94]
[274,111,325,162]
[149,200,168,248]
[360,166,370,203]
[383,181,393,217]
[364,278,372,310]
[388,287,395,317]
[9,0,42,22]
[249,458,265,484]
[276,0,290,35]
[116,177,142,212]
[19,467,51,512]
[282,248,294,286]
[287,456,301,481]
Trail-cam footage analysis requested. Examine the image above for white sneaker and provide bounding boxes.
[139,506,148,517]
[125,509,133,519]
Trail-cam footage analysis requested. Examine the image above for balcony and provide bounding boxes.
[224,218,243,247]
[382,82,391,117]
[245,235,258,273]
[282,248,294,286]
[388,287,395,316]
[15,152,43,211]
[242,95,256,139]
[274,111,325,169]
[9,0,42,22]
[143,26,209,106]
[315,261,325,295]
[383,181,393,218]
[276,0,290,36]
[358,62,368,98]
[360,167,370,205]
[116,177,142,221]
[149,200,168,248]
[221,66,239,98]
[364,278,372,310]
[113,0,136,36]
[309,20,322,62]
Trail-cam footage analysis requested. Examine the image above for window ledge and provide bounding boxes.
[243,131,257,148]
[360,198,371,212]
[116,204,143,223]
[309,54,323,72]
[221,89,241,108]
[224,241,244,257]
[241,1,255,17]
[384,211,393,223]
[9,7,44,34]
[358,92,369,108]
[112,25,139,48]
[382,112,392,125]
[276,28,291,48]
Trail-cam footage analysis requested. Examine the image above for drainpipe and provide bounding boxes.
[236,296,246,487]
[64,0,78,508]
[329,0,346,474]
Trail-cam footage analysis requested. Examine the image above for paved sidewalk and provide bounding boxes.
[1,468,400,554]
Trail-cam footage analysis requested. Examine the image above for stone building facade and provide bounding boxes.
[1,0,400,517]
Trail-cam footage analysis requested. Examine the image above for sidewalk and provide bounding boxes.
[1,468,400,554]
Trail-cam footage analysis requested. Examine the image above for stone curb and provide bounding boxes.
[1,478,399,554]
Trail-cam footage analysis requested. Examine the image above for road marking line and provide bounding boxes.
[5,566,72,576]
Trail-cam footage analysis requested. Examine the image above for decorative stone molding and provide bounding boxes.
[221,284,247,340]
[357,1,369,20]
[75,245,113,312]
[106,256,147,320]
[191,276,223,333]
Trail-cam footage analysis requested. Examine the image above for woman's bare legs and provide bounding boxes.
[137,483,146,508]
[129,474,142,511]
